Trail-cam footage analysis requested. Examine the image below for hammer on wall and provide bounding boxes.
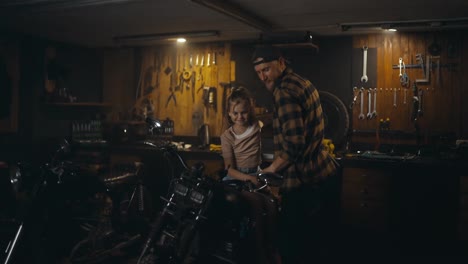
[219,82,235,116]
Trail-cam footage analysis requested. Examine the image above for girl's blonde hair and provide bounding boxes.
[225,86,257,126]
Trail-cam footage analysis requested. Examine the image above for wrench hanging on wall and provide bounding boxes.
[358,87,365,120]
[367,88,372,119]
[371,88,378,118]
[361,46,368,83]
[349,87,359,109]
[399,58,410,87]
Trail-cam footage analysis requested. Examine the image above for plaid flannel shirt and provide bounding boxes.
[272,68,337,191]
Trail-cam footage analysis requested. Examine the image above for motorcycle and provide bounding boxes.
[1,139,154,264]
[68,160,154,264]
[1,139,107,264]
[136,140,283,264]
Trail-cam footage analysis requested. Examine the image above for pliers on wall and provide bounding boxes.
[166,87,177,108]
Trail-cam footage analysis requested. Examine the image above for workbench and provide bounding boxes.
[339,153,467,255]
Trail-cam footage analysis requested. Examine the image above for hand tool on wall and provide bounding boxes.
[191,70,196,102]
[164,65,172,76]
[417,88,424,117]
[197,67,205,94]
[165,54,177,108]
[154,51,162,89]
[399,58,403,77]
[206,53,211,67]
[200,54,204,67]
[166,87,177,108]
[361,46,368,83]
[212,52,216,65]
[182,70,191,92]
[411,83,419,122]
[183,53,191,92]
[416,54,425,77]
[349,87,358,109]
[208,87,216,111]
[400,60,409,87]
[415,54,430,83]
[219,82,233,115]
[174,54,181,92]
[371,88,378,118]
[178,71,185,94]
[367,88,372,119]
[358,87,365,120]
[392,59,457,71]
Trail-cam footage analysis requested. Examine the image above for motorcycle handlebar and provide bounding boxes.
[143,140,189,171]
[223,171,284,193]
[254,172,284,191]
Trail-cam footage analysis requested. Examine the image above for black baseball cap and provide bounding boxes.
[252,45,283,65]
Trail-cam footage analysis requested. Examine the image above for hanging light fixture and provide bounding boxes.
[341,17,468,33]
[0,0,144,12]
[113,30,220,45]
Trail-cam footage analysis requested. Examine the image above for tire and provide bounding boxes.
[176,223,198,263]
[319,91,350,149]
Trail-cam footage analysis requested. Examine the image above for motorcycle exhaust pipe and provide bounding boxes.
[3,223,24,264]
[136,208,169,264]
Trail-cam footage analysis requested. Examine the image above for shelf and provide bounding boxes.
[45,102,112,108]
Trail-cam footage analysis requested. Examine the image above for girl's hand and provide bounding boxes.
[261,166,275,174]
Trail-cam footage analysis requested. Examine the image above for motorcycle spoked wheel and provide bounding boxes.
[137,221,200,264]
[68,232,142,264]
[68,194,144,263]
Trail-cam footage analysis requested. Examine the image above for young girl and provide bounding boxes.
[221,87,262,183]
[220,87,280,264]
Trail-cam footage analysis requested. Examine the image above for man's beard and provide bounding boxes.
[264,80,274,91]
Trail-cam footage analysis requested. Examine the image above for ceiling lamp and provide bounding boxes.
[0,0,143,12]
[380,24,397,32]
[272,31,319,51]
[113,30,219,45]
[341,17,468,33]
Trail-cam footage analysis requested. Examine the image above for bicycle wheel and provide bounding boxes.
[319,91,350,149]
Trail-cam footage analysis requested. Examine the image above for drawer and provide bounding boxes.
[342,168,391,186]
[342,196,388,211]
[341,181,390,201]
[458,211,468,240]
[341,168,391,201]
[460,176,468,194]
[341,198,390,232]
[460,193,468,209]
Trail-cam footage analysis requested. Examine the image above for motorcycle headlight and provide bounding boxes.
[174,183,189,197]
[189,189,204,204]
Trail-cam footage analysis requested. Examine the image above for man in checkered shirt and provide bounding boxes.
[252,45,340,263]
